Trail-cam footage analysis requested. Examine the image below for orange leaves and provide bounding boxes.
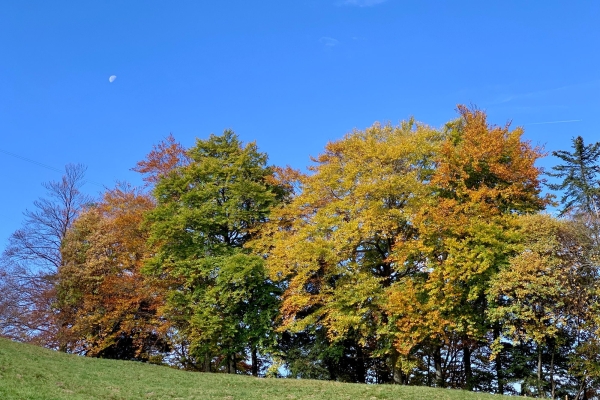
[434,106,549,216]
[58,186,168,360]
[385,279,453,355]
[132,133,190,185]
[384,106,550,358]
[262,108,550,362]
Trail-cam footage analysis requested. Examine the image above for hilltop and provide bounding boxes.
[0,338,512,400]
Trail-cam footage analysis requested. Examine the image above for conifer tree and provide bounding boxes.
[549,136,600,218]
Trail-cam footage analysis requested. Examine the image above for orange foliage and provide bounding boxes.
[385,106,551,358]
[132,133,190,185]
[59,185,168,360]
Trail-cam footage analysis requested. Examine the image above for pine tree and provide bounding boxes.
[549,136,600,218]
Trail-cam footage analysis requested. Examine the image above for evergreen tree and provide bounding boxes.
[549,136,600,218]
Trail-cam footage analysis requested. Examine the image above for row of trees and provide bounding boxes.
[1,106,599,398]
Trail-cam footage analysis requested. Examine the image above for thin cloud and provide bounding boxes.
[319,37,339,47]
[524,119,582,126]
[337,0,387,7]
[490,80,600,105]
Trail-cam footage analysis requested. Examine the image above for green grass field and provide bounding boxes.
[0,337,515,400]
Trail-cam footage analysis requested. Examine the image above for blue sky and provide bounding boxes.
[1,0,599,248]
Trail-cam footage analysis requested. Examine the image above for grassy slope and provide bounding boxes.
[0,338,514,400]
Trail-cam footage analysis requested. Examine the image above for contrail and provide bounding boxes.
[0,148,104,187]
[525,119,582,126]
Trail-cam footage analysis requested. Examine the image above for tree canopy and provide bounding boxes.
[3,108,599,398]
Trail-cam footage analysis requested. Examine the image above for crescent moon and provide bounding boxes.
[109,75,117,83]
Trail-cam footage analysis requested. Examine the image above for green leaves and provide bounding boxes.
[549,136,600,217]
[145,130,282,374]
[46,111,600,392]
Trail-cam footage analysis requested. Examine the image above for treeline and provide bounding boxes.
[1,106,599,398]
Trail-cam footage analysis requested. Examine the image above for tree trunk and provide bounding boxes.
[251,346,259,377]
[427,353,432,387]
[434,345,444,388]
[355,344,366,383]
[203,353,211,373]
[550,345,555,399]
[493,325,504,395]
[537,346,543,397]
[463,341,473,390]
[390,348,403,384]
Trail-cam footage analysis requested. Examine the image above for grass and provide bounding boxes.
[0,338,515,400]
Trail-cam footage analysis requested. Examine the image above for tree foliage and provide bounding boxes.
[132,133,191,186]
[549,136,600,218]
[387,106,549,387]
[257,119,443,383]
[145,130,283,374]
[58,185,168,361]
[4,109,600,397]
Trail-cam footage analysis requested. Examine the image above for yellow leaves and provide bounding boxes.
[260,120,442,344]
[254,107,553,373]
[385,279,453,355]
[488,214,588,349]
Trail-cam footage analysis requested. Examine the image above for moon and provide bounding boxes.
[108,75,117,83]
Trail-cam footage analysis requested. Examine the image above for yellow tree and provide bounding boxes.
[258,120,442,383]
[489,214,600,398]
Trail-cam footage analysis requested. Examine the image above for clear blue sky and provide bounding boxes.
[1,0,599,248]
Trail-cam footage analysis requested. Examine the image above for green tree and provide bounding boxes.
[547,136,600,398]
[549,136,600,218]
[144,130,282,375]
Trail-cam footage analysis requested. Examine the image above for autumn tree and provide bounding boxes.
[545,136,600,398]
[386,106,549,391]
[263,106,547,387]
[144,130,283,375]
[132,133,191,186]
[489,214,600,398]
[257,120,443,383]
[0,164,90,348]
[57,185,169,361]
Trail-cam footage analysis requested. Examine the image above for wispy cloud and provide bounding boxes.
[319,37,339,47]
[489,80,600,106]
[337,0,387,7]
[524,119,582,126]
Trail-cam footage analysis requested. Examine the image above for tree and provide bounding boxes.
[257,119,443,383]
[385,106,549,391]
[57,185,169,361]
[547,136,600,398]
[145,130,283,374]
[549,136,600,218]
[0,164,90,348]
[488,214,600,398]
[132,133,191,186]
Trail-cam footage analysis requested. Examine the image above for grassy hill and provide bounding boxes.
[0,338,514,400]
